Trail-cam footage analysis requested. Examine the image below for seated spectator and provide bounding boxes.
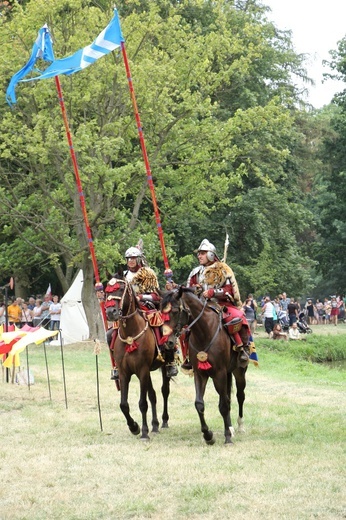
[289,322,301,340]
[272,323,288,341]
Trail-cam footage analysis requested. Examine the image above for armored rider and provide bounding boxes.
[107,246,178,379]
[184,239,251,365]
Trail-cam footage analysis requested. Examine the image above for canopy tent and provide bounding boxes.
[51,269,89,345]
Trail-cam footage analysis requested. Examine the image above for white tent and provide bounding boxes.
[51,270,89,345]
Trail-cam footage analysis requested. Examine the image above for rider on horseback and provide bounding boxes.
[108,245,178,380]
[183,239,251,368]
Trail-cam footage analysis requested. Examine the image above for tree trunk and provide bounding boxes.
[81,257,106,341]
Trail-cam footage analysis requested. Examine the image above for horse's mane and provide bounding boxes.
[161,286,196,310]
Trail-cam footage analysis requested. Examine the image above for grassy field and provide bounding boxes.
[0,330,345,520]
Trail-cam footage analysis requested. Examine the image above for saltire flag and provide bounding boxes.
[6,24,54,105]
[21,9,124,83]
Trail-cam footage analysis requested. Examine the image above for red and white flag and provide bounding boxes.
[46,283,52,297]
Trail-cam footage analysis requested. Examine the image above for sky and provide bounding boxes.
[264,0,346,108]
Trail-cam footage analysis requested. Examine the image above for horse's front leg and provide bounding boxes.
[161,368,170,428]
[213,370,233,445]
[233,366,247,434]
[147,375,159,434]
[138,370,151,441]
[194,372,215,445]
[119,374,140,436]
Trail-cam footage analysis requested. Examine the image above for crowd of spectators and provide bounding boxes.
[258,292,346,340]
[0,294,61,331]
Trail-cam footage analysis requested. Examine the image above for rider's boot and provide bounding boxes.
[239,326,251,361]
[181,358,193,371]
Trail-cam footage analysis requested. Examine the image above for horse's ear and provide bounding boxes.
[113,266,124,279]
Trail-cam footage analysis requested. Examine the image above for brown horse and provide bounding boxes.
[161,286,248,445]
[105,276,172,440]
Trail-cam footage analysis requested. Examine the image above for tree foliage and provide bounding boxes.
[0,0,327,335]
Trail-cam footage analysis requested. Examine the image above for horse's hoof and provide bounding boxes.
[140,436,150,442]
[130,423,140,436]
[161,422,169,429]
[204,431,215,445]
[224,439,234,446]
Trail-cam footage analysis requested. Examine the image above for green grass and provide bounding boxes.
[0,337,345,520]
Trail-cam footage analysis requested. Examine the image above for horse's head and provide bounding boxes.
[104,276,138,322]
[161,287,190,348]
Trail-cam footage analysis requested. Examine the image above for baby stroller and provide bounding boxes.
[297,312,313,334]
[277,310,290,332]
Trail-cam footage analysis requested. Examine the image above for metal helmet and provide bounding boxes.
[125,246,142,259]
[196,239,217,262]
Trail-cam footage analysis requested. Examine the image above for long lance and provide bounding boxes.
[120,42,173,283]
[54,76,108,329]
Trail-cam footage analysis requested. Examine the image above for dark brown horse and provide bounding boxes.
[161,286,248,445]
[105,277,172,440]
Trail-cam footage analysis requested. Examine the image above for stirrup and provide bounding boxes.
[239,347,249,362]
[110,368,119,381]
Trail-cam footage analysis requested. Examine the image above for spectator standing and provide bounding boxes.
[287,297,299,326]
[330,296,339,326]
[27,297,36,311]
[315,299,324,324]
[280,292,290,314]
[21,302,33,327]
[247,293,258,333]
[7,298,22,327]
[338,295,345,322]
[324,298,331,324]
[40,294,52,328]
[49,295,61,331]
[32,299,42,327]
[261,296,275,337]
[0,303,5,325]
[243,298,256,335]
[306,299,316,325]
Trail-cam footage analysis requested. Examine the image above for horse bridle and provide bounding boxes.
[106,278,149,344]
[106,278,138,321]
[177,291,223,356]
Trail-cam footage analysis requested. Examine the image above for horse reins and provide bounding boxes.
[182,295,222,357]
[110,278,149,343]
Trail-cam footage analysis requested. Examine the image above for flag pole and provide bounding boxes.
[120,41,173,282]
[54,76,108,328]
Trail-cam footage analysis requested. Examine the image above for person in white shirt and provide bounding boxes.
[289,322,301,340]
[49,295,61,331]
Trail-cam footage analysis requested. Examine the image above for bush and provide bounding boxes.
[256,335,346,363]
